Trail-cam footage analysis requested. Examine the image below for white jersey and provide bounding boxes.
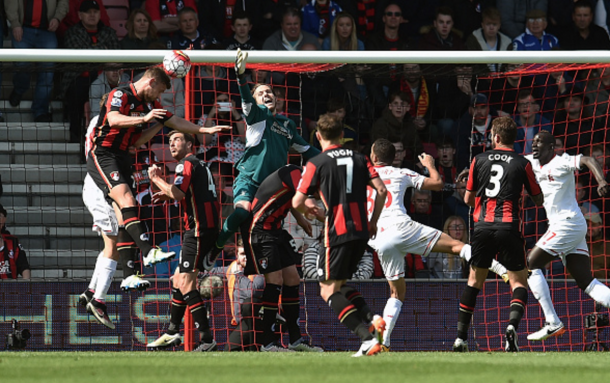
[367,165,426,226]
[525,153,584,223]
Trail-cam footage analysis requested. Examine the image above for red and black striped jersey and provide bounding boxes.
[0,235,29,279]
[297,144,379,247]
[174,155,220,233]
[467,147,542,230]
[250,164,302,232]
[92,84,173,152]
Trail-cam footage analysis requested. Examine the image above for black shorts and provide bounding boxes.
[87,147,133,199]
[471,229,526,272]
[318,239,367,281]
[243,230,297,276]
[179,229,218,273]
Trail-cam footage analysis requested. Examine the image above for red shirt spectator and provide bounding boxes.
[57,0,110,39]
[145,0,197,35]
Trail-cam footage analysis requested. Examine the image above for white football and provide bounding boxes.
[163,50,192,79]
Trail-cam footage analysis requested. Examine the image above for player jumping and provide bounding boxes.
[202,48,320,269]
[367,138,508,350]
[526,131,610,341]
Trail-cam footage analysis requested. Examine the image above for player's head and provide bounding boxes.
[139,67,171,102]
[251,84,276,113]
[168,130,195,160]
[316,114,343,142]
[490,116,517,148]
[532,130,555,161]
[371,138,396,165]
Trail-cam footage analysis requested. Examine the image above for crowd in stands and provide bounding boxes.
[2,0,610,281]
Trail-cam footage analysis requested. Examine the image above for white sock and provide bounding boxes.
[88,251,104,292]
[459,244,471,262]
[585,279,610,308]
[382,297,403,347]
[93,257,117,302]
[528,269,561,324]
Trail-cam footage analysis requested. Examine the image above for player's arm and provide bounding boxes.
[523,161,544,206]
[106,109,167,128]
[368,177,387,239]
[581,156,610,197]
[134,122,165,147]
[418,153,443,191]
[464,159,477,207]
[164,115,230,136]
[290,208,313,237]
[148,164,186,201]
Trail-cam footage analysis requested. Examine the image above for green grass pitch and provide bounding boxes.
[2,352,607,383]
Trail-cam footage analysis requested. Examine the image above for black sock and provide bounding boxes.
[328,292,372,341]
[118,227,138,277]
[260,283,281,346]
[167,287,186,335]
[121,207,153,256]
[457,285,480,341]
[509,287,528,329]
[340,285,374,323]
[183,290,213,343]
[282,285,302,344]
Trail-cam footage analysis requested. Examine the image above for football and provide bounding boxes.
[163,50,191,79]
[198,275,224,299]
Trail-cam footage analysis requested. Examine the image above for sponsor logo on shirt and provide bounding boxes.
[270,121,293,139]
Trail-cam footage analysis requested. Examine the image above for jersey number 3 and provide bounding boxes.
[485,164,504,198]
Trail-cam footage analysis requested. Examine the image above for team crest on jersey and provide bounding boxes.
[259,258,268,269]
[130,104,135,110]
[110,171,120,181]
[8,250,14,259]
[147,103,153,110]
[175,164,184,174]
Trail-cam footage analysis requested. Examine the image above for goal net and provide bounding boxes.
[1,51,609,352]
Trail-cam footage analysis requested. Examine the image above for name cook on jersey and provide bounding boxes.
[488,153,513,163]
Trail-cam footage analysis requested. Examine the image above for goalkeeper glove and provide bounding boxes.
[235,48,248,79]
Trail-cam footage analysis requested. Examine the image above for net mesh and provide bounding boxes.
[1,58,610,351]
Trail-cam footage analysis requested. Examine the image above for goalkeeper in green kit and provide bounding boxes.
[202,49,320,270]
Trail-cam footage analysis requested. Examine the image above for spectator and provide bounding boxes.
[145,0,196,35]
[480,63,534,116]
[513,89,552,154]
[62,0,119,144]
[56,0,109,40]
[418,6,466,50]
[577,176,600,214]
[89,67,130,117]
[370,91,424,162]
[433,136,458,204]
[321,12,364,50]
[440,0,495,38]
[555,135,566,155]
[454,93,499,170]
[263,7,320,50]
[512,9,560,50]
[586,212,609,279]
[6,0,68,123]
[553,91,604,154]
[0,204,31,279]
[301,0,343,43]
[465,7,513,73]
[167,7,220,50]
[309,98,358,149]
[559,0,610,50]
[365,2,410,114]
[409,189,444,230]
[427,216,468,279]
[431,65,475,138]
[443,175,471,231]
[198,92,246,164]
[222,11,262,51]
[197,0,271,42]
[498,0,548,39]
[120,9,161,50]
[389,64,435,137]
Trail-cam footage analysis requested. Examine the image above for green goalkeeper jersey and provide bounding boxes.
[235,79,319,185]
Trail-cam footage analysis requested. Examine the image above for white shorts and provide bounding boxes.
[536,219,589,264]
[369,220,441,280]
[83,173,119,237]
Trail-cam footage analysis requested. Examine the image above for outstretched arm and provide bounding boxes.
[419,153,443,191]
[165,115,230,136]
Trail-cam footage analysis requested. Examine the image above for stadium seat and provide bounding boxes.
[110,20,128,39]
[104,0,130,19]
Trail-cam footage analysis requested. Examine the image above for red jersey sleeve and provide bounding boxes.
[282,166,303,192]
[174,160,192,194]
[366,157,379,180]
[466,157,477,192]
[108,88,130,114]
[524,161,542,196]
[296,162,318,195]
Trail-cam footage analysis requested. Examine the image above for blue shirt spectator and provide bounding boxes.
[301,0,342,41]
[512,9,559,50]
[512,90,552,154]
